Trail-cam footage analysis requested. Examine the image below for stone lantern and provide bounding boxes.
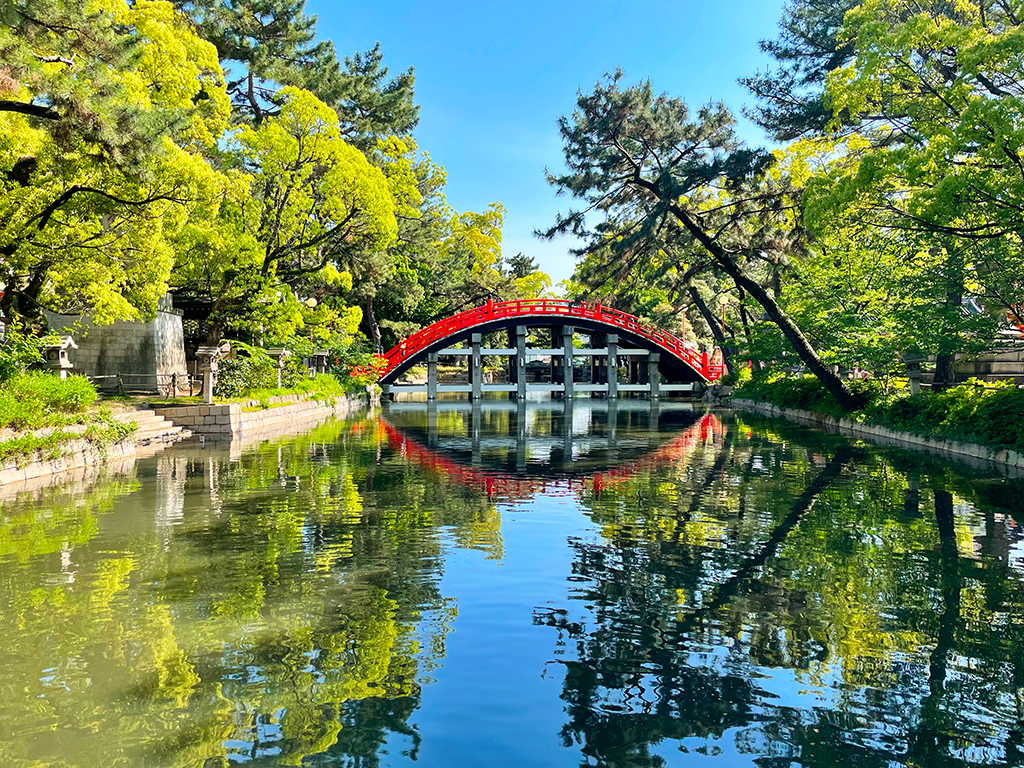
[43,335,77,379]
[312,350,330,376]
[196,342,230,404]
[902,351,927,395]
[267,347,290,388]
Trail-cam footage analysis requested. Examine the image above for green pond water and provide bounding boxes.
[1,401,1024,768]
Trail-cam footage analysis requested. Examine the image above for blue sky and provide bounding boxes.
[311,0,787,287]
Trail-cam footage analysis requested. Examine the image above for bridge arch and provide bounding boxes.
[376,300,724,392]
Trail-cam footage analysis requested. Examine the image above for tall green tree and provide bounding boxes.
[0,0,231,326]
[171,86,400,342]
[178,0,418,143]
[542,72,865,411]
[750,0,1024,384]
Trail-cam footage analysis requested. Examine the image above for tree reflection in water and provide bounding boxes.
[536,415,1024,768]
[0,417,483,768]
[0,404,1023,767]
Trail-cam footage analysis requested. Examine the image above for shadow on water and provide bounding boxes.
[0,403,1023,766]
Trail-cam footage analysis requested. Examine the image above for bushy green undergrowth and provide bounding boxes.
[0,374,135,465]
[242,374,345,405]
[0,372,98,430]
[213,341,359,399]
[735,373,1024,451]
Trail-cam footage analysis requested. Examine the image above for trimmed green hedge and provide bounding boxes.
[735,373,1024,451]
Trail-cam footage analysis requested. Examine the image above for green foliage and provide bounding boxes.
[213,343,279,399]
[875,381,1024,451]
[242,374,345,404]
[0,327,59,382]
[736,373,1024,450]
[736,372,881,419]
[0,373,132,464]
[0,0,232,326]
[0,372,97,430]
[214,340,346,401]
[743,0,1024,378]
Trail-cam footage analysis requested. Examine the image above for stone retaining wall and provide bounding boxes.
[46,293,187,392]
[730,398,1024,475]
[153,394,363,437]
[0,438,136,487]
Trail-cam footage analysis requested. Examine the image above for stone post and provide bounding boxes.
[607,334,618,399]
[470,333,483,401]
[42,335,77,380]
[549,326,562,386]
[590,332,606,386]
[267,347,290,389]
[427,353,438,400]
[903,351,926,396]
[196,344,229,404]
[562,326,574,400]
[648,352,660,400]
[516,325,527,400]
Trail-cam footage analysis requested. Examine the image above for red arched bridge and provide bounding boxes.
[367,299,725,400]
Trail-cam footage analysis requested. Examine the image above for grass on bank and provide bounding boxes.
[0,373,136,466]
[734,371,1024,451]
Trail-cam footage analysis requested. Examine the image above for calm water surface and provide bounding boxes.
[1,401,1024,767]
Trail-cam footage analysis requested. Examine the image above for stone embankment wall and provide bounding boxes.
[0,437,136,487]
[730,398,1024,474]
[46,293,188,391]
[153,394,362,437]
[0,454,139,502]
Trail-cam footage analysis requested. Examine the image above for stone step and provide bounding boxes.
[111,408,191,446]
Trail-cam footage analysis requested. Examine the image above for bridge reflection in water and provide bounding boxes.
[381,400,723,501]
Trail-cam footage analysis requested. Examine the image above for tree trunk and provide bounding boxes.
[933,352,956,389]
[667,203,866,411]
[2,268,49,332]
[365,294,383,354]
[688,286,726,346]
[933,246,964,390]
[735,282,754,348]
[717,255,867,412]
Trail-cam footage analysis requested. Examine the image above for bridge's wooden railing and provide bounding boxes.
[365,299,723,382]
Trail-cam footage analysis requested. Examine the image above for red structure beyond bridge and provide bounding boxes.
[371,299,725,400]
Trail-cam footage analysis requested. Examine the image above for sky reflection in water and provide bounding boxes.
[0,401,1023,767]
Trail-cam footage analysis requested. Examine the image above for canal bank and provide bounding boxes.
[0,394,366,490]
[730,397,1024,475]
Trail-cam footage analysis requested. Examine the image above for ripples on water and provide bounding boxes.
[1,400,1023,767]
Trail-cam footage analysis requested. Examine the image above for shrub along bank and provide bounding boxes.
[0,373,135,465]
[734,373,1024,452]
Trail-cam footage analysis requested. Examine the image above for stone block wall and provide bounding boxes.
[153,394,362,437]
[45,293,188,392]
[0,438,137,487]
